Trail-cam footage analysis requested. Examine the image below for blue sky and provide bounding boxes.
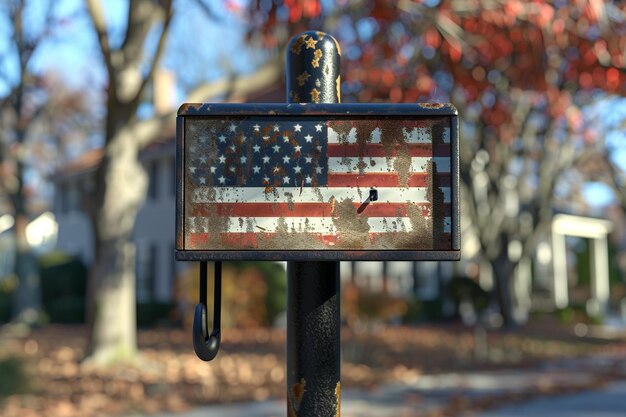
[1,0,625,212]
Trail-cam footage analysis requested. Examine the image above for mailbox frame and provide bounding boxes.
[176,103,460,261]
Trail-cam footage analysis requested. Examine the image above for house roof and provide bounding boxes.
[53,78,285,182]
[53,148,103,181]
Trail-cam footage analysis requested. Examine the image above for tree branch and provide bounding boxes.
[132,61,282,149]
[194,0,221,21]
[136,1,173,106]
[86,0,116,87]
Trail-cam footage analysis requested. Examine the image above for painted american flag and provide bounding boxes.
[183,117,452,251]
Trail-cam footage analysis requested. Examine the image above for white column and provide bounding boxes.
[590,237,610,315]
[514,256,532,318]
[551,232,569,309]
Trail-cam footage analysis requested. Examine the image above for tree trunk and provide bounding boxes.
[491,250,516,328]
[12,214,42,324]
[11,157,42,324]
[85,132,147,364]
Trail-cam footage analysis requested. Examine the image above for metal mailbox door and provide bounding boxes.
[176,103,459,261]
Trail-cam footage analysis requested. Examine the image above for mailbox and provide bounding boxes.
[176,103,459,261]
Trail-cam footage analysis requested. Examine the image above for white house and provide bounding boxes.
[53,140,181,303]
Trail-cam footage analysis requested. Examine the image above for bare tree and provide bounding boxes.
[248,0,626,326]
[0,0,88,323]
[83,0,283,363]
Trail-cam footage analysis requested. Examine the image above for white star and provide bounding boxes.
[199,177,206,184]
[316,145,323,152]
[218,176,226,184]
[273,124,280,132]
[189,167,197,173]
[305,176,312,184]
[304,134,313,142]
[305,157,312,164]
[294,123,302,132]
[240,156,247,164]
[272,144,281,153]
[315,166,323,174]
[229,144,236,152]
[283,175,290,184]
[263,176,270,183]
[315,123,323,132]
[218,135,226,143]
[210,166,217,173]
[240,135,247,142]
[218,155,226,164]
[262,136,270,141]
[229,123,237,132]
[293,144,302,153]
[253,165,261,174]
[283,135,290,143]
[229,166,236,173]
[294,165,302,174]
[253,144,261,153]
[262,155,271,164]
[273,165,281,174]
[199,156,207,164]
[283,155,291,164]
[253,124,260,132]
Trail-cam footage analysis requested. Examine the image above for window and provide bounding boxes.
[147,161,159,200]
[171,157,176,197]
[136,244,157,302]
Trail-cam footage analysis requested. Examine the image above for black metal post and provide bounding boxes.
[286,31,341,417]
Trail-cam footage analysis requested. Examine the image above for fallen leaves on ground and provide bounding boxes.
[0,319,625,417]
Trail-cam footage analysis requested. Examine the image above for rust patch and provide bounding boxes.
[393,142,412,187]
[288,378,306,417]
[289,91,301,103]
[335,382,341,417]
[332,197,370,249]
[285,192,296,211]
[291,35,306,54]
[420,102,446,109]
[297,71,311,86]
[310,88,321,103]
[332,36,342,56]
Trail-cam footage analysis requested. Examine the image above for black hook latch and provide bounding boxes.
[193,261,221,361]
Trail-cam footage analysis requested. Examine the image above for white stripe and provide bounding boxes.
[328,157,450,173]
[192,187,451,204]
[328,126,450,144]
[187,216,452,234]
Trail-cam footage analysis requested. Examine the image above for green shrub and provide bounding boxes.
[46,297,86,324]
[137,302,176,327]
[39,251,88,324]
[0,356,29,397]
[0,275,15,323]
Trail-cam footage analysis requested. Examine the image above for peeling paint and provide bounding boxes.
[332,198,371,249]
[181,112,455,253]
[288,378,307,417]
[335,382,341,417]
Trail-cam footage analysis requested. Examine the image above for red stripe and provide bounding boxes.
[327,173,451,187]
[327,143,450,158]
[189,202,452,217]
[186,232,452,250]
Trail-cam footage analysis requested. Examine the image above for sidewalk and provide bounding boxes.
[125,355,626,417]
[473,381,626,417]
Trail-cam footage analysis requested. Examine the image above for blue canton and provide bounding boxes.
[188,119,328,188]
